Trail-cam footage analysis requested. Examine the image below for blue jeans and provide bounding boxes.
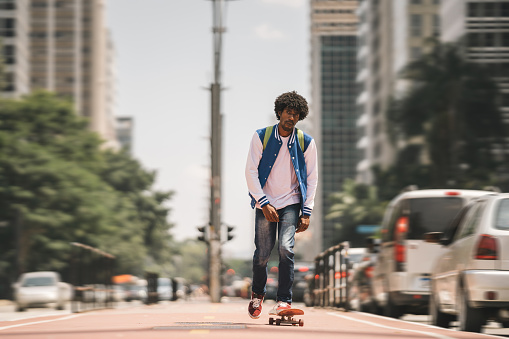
[252,203,299,303]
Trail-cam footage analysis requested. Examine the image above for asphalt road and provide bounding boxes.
[0,298,508,339]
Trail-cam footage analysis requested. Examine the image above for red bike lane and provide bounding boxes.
[0,299,504,339]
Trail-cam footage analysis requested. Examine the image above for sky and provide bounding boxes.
[106,0,310,259]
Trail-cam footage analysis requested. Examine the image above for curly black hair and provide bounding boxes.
[274,91,309,121]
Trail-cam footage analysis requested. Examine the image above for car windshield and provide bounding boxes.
[22,277,55,287]
[495,198,509,230]
[349,253,365,264]
[407,197,463,239]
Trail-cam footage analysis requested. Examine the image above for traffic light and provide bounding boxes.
[197,225,208,243]
[226,226,234,241]
[221,224,234,243]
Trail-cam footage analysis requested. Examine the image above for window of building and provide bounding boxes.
[3,45,15,64]
[0,18,15,37]
[484,2,496,17]
[503,3,509,17]
[411,0,422,4]
[0,0,15,10]
[502,32,509,47]
[468,3,479,17]
[410,14,422,37]
[468,32,482,47]
[3,73,15,92]
[32,1,47,8]
[433,14,440,37]
[485,32,496,47]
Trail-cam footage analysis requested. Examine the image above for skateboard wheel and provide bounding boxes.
[276,318,281,326]
[299,319,304,327]
[269,318,274,325]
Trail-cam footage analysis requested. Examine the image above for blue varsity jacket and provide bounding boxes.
[249,124,314,216]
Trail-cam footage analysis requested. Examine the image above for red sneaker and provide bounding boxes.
[248,292,264,319]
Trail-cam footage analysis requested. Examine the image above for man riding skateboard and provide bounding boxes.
[245,91,318,318]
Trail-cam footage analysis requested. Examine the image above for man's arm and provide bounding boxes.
[302,138,318,217]
[245,132,272,209]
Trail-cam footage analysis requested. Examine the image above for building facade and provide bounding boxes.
[310,0,360,252]
[0,0,30,98]
[356,0,440,185]
[0,0,117,148]
[441,0,509,123]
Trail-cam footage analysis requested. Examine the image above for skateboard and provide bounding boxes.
[269,308,304,327]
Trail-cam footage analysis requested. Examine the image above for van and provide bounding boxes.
[371,189,493,318]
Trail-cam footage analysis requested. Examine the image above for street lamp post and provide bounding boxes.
[208,0,228,303]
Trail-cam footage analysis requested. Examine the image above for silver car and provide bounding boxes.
[13,271,68,311]
[372,189,493,318]
[428,193,509,332]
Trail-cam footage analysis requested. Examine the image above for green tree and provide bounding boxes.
[0,92,176,296]
[326,179,386,247]
[387,39,506,188]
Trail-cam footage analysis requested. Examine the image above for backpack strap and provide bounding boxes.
[263,125,305,151]
[296,128,304,152]
[263,125,273,151]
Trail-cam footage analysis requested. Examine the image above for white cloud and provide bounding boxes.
[254,23,285,40]
[261,0,305,8]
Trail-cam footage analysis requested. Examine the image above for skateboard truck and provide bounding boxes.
[268,309,304,327]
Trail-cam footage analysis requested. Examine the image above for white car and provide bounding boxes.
[428,193,509,333]
[13,271,70,311]
[371,188,493,318]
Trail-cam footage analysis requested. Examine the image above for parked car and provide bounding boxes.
[13,271,71,311]
[124,283,147,302]
[293,262,314,302]
[427,193,509,333]
[348,239,380,313]
[265,273,278,301]
[347,248,368,270]
[371,188,494,318]
[157,277,173,301]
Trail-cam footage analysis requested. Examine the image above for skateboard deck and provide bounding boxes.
[269,308,304,327]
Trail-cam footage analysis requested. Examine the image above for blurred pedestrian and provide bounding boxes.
[245,91,318,319]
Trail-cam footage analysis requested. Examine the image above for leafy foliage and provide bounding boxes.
[0,92,175,296]
[326,179,386,247]
[382,39,507,193]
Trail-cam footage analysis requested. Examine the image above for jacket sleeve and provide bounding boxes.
[245,132,269,207]
[303,138,318,216]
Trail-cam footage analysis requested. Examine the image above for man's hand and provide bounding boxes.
[262,204,279,222]
[297,215,310,233]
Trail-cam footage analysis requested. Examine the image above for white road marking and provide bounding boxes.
[328,312,456,339]
[0,314,83,331]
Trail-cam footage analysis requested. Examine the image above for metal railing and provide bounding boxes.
[313,241,350,309]
[70,242,115,313]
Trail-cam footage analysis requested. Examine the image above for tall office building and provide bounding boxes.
[310,0,360,252]
[0,0,30,98]
[28,0,117,148]
[356,0,440,185]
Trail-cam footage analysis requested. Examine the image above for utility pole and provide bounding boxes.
[208,0,227,303]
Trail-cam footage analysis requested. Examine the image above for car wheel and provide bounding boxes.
[384,294,403,318]
[348,281,361,312]
[15,304,25,312]
[430,291,453,328]
[458,287,483,333]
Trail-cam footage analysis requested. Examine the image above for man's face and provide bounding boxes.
[279,108,299,133]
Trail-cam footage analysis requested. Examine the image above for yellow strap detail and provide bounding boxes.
[297,129,304,151]
[263,126,273,151]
